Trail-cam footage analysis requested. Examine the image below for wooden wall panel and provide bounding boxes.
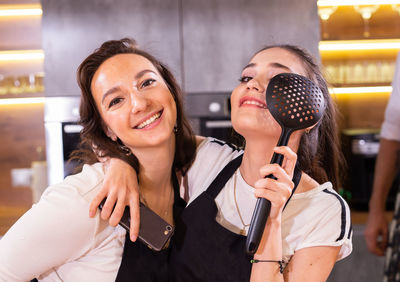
[335,94,389,130]
[0,103,45,235]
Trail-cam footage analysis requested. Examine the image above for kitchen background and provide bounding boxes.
[0,0,399,281]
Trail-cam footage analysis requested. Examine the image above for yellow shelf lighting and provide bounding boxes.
[318,0,400,7]
[0,97,45,105]
[0,50,44,61]
[319,39,400,51]
[330,86,392,95]
[0,4,42,17]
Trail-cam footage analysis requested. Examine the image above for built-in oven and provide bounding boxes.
[44,97,82,185]
[185,92,236,144]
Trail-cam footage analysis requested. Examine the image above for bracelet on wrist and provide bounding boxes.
[250,259,285,274]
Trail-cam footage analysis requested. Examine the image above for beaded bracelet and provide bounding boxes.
[250,259,285,274]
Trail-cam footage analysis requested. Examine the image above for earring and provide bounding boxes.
[120,145,132,156]
[173,124,178,133]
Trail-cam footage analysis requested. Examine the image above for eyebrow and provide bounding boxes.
[101,86,121,104]
[241,62,293,73]
[242,63,256,71]
[269,62,293,72]
[101,69,157,104]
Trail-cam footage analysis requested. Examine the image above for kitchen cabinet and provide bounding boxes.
[181,0,319,92]
[42,0,320,95]
[42,0,181,97]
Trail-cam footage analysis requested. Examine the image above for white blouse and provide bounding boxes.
[0,163,126,282]
[381,52,400,141]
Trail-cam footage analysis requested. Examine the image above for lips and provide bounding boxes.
[239,97,267,109]
[134,110,163,129]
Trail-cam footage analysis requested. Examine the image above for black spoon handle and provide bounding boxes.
[246,192,271,254]
[245,154,281,255]
[245,128,291,255]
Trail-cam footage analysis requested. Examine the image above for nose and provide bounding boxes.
[129,92,148,114]
[246,77,265,93]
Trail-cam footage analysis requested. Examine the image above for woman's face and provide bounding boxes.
[91,53,177,152]
[231,47,307,140]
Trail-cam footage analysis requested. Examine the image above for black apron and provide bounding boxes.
[169,154,301,282]
[116,173,185,282]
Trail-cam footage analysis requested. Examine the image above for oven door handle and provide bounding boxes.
[63,124,83,133]
[205,120,232,128]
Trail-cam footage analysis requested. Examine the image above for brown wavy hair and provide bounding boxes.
[233,45,345,190]
[73,38,196,175]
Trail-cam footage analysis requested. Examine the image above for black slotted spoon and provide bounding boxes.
[245,72,326,255]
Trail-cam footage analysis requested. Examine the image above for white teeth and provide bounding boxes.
[242,100,267,108]
[136,112,161,129]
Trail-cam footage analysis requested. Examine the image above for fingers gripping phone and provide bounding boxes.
[99,199,174,251]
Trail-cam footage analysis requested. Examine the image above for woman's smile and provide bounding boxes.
[134,109,163,129]
[239,96,267,109]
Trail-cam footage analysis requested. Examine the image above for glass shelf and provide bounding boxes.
[0,92,44,99]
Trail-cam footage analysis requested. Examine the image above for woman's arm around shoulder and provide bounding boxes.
[89,135,206,240]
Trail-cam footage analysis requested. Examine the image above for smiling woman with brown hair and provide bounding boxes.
[0,38,196,281]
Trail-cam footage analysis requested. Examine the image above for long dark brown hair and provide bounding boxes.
[234,45,345,190]
[73,38,196,175]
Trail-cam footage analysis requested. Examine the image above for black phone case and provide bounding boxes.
[99,199,174,251]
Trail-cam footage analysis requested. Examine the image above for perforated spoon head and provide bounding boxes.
[266,73,325,131]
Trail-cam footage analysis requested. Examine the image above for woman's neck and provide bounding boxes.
[135,139,175,193]
[133,138,176,223]
[240,136,277,187]
[239,131,301,187]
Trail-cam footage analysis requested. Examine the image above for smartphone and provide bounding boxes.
[98,199,174,251]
